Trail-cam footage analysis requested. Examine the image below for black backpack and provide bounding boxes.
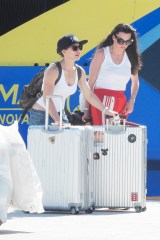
[19,62,82,119]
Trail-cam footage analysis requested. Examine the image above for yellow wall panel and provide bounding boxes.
[0,0,159,65]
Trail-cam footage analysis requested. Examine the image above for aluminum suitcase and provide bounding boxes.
[86,117,147,212]
[27,96,94,214]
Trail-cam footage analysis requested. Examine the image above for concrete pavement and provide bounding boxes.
[0,199,160,240]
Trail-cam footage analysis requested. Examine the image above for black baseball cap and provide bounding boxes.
[57,34,88,54]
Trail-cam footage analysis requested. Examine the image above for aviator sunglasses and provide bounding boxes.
[71,45,83,51]
[115,35,133,46]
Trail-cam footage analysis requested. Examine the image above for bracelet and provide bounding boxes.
[102,107,109,114]
[84,108,89,111]
[130,97,136,102]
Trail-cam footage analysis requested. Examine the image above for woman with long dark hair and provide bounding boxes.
[83,23,142,125]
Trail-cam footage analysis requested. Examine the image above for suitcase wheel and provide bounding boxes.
[22,211,30,214]
[135,206,146,213]
[135,206,141,212]
[141,206,147,212]
[85,208,93,214]
[70,207,79,215]
[85,205,95,214]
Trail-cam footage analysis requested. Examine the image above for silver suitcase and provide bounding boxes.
[27,96,94,214]
[86,117,147,212]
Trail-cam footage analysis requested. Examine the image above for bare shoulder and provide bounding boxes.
[44,63,59,80]
[76,64,86,78]
[90,48,104,68]
[76,64,85,72]
[94,48,104,60]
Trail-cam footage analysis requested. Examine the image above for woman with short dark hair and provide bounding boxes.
[30,34,117,125]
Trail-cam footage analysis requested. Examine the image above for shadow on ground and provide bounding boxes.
[0,230,33,235]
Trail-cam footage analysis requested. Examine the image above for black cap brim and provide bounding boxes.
[57,38,88,54]
[78,40,88,45]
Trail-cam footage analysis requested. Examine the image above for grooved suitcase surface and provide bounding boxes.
[86,125,147,210]
[27,126,91,212]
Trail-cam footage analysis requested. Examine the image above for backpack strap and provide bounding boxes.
[55,61,62,85]
[54,62,82,85]
[20,63,62,120]
[21,62,82,120]
[64,65,82,118]
[75,64,82,81]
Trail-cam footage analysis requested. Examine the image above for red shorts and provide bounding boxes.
[91,88,126,125]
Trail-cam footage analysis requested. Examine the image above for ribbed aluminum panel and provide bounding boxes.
[87,125,147,211]
[27,126,92,212]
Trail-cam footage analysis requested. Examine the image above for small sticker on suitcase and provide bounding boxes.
[48,136,55,144]
[94,131,105,146]
[93,152,100,160]
[128,134,136,143]
[131,192,138,201]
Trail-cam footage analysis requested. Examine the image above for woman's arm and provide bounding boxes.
[124,73,139,115]
[83,48,104,118]
[78,68,117,117]
[88,48,104,89]
[42,64,60,122]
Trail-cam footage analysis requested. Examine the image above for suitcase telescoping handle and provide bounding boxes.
[45,95,63,130]
[105,114,127,131]
[106,114,126,120]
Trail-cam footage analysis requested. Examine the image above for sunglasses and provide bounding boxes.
[115,35,133,46]
[71,45,83,51]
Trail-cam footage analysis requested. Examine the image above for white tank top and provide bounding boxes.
[95,46,131,91]
[37,67,78,112]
